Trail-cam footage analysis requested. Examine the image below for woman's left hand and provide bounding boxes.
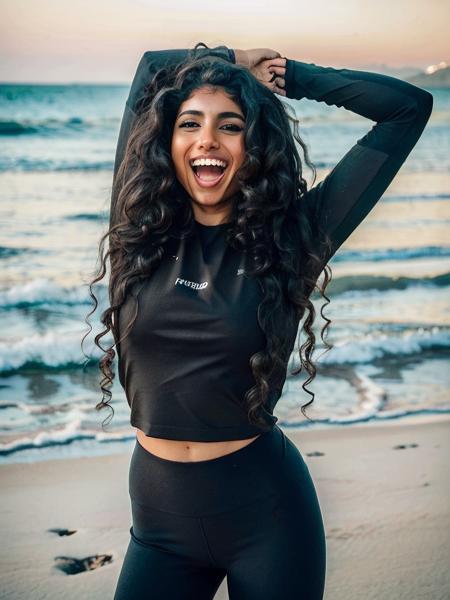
[251,57,287,96]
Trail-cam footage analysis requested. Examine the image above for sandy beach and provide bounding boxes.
[1,415,449,599]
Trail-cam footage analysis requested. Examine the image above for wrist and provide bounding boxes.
[234,49,249,68]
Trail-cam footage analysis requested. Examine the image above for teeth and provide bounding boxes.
[190,158,227,168]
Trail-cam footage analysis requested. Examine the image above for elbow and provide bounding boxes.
[414,88,434,125]
[403,88,433,148]
[421,89,433,121]
[399,87,433,134]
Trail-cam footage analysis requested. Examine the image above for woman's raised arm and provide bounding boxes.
[284,59,433,262]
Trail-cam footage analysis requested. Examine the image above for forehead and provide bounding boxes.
[177,86,243,114]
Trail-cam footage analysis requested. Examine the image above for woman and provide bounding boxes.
[87,43,432,599]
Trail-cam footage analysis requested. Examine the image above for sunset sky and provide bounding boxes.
[1,0,448,83]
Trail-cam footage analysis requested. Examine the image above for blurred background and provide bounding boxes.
[1,0,449,463]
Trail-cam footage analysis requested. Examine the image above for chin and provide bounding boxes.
[192,191,225,204]
[188,181,235,203]
[177,175,240,210]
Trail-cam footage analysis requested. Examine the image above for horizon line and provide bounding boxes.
[0,63,429,86]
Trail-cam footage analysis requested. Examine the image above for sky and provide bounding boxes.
[1,0,449,83]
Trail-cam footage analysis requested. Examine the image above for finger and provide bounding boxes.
[268,75,285,88]
[268,66,286,77]
[262,57,287,68]
[268,79,286,95]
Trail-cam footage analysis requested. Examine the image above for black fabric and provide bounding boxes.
[118,219,275,441]
[284,60,433,258]
[111,46,433,442]
[113,426,326,599]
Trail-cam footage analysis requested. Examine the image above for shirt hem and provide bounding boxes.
[130,418,273,442]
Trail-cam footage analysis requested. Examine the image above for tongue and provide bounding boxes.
[196,165,223,181]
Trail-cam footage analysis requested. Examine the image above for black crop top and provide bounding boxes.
[110,46,433,442]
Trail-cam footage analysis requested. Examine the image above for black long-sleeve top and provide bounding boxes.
[112,46,433,441]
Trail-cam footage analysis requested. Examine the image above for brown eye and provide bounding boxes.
[221,124,244,132]
[179,121,199,128]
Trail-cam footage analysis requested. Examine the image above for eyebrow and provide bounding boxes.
[176,110,245,122]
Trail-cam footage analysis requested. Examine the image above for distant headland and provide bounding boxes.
[406,62,450,88]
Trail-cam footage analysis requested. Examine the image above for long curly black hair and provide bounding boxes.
[84,43,334,430]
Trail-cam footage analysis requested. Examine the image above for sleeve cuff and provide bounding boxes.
[285,58,295,99]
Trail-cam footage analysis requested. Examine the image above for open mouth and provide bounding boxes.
[189,159,228,187]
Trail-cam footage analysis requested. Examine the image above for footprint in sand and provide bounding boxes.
[306,451,325,457]
[393,443,419,450]
[54,554,113,575]
[48,528,77,537]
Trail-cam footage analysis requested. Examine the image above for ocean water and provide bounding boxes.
[1,82,449,464]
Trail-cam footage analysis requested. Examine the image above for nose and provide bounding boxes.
[197,124,220,150]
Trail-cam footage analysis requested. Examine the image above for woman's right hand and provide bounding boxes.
[234,48,287,96]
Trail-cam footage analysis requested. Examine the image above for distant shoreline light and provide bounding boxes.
[425,61,448,75]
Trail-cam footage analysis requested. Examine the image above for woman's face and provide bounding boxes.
[171,86,246,224]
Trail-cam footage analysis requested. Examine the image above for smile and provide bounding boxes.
[190,160,228,188]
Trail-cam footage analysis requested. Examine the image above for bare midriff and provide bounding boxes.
[136,428,261,462]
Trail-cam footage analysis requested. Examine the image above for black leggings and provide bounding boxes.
[114,425,326,599]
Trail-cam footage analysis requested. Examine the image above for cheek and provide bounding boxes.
[235,139,246,166]
[171,138,187,177]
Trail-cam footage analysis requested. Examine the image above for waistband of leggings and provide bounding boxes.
[130,424,288,516]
